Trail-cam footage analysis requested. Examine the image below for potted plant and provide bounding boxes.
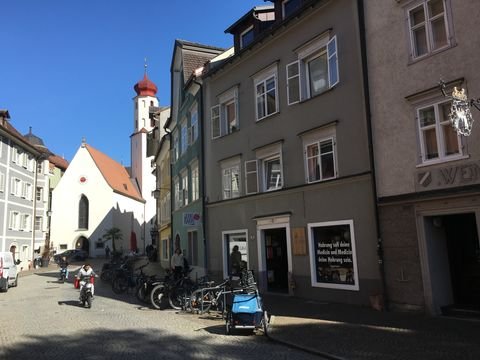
[41,240,51,267]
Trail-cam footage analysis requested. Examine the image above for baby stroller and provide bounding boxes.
[225,270,269,335]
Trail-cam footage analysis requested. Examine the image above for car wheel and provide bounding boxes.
[12,275,18,287]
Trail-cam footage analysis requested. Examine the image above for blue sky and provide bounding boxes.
[0,0,262,165]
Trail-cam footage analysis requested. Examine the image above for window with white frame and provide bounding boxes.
[211,86,239,139]
[308,220,359,291]
[181,169,189,206]
[254,65,278,121]
[11,177,21,197]
[240,26,254,49]
[190,107,199,144]
[12,147,18,164]
[9,211,20,230]
[20,214,31,231]
[173,132,179,162]
[22,182,33,200]
[301,124,337,183]
[251,142,283,192]
[174,177,181,210]
[191,160,199,202]
[287,33,338,104]
[181,120,188,154]
[244,160,258,195]
[417,100,462,163]
[36,187,43,201]
[407,0,452,60]
[161,193,171,225]
[0,172,4,192]
[221,157,241,200]
[35,216,43,231]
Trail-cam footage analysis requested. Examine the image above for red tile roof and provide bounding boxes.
[48,154,69,170]
[85,144,144,202]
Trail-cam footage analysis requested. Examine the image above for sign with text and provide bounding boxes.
[308,220,359,290]
[415,160,480,191]
[183,212,201,226]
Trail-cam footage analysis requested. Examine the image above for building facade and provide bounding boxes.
[364,0,480,314]
[0,110,49,270]
[202,0,382,305]
[169,40,225,275]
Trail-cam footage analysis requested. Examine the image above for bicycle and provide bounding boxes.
[189,278,234,316]
[112,262,149,295]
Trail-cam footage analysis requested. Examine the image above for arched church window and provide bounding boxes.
[78,195,89,229]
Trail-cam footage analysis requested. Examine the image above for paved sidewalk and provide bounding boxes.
[262,294,480,360]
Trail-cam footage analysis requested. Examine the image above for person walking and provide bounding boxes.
[105,245,110,259]
[171,248,184,279]
[230,245,242,275]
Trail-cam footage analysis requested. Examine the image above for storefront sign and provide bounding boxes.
[183,213,201,226]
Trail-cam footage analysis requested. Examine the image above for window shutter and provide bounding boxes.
[286,61,300,105]
[211,105,220,139]
[327,35,339,88]
[245,160,258,195]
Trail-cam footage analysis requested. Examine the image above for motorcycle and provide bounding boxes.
[59,266,68,283]
[78,275,96,308]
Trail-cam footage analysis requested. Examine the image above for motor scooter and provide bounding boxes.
[78,275,96,308]
[59,266,68,283]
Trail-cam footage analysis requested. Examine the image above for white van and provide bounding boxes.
[0,252,20,292]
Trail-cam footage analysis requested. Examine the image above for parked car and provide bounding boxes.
[53,249,88,263]
[0,252,20,292]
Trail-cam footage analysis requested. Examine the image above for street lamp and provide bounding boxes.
[440,80,480,136]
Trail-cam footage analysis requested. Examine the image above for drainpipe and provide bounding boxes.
[357,0,388,309]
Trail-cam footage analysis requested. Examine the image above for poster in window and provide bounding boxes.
[309,221,358,290]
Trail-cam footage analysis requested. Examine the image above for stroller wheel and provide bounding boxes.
[262,310,269,335]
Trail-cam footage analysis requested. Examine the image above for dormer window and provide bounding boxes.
[240,26,254,49]
[282,0,302,19]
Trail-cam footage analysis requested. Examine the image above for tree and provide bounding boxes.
[102,227,123,254]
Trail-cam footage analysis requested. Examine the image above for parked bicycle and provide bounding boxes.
[112,262,149,295]
[150,268,195,310]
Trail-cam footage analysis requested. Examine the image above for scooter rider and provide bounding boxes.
[76,263,98,303]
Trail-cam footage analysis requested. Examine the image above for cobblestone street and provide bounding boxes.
[0,266,320,360]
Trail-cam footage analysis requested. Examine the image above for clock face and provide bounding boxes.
[79,176,87,184]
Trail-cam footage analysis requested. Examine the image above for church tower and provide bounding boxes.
[131,66,158,244]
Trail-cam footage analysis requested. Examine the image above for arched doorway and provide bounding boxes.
[75,236,90,254]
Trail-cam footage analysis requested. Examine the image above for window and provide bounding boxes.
[21,214,31,231]
[11,178,21,196]
[308,220,359,291]
[9,211,20,230]
[254,65,278,121]
[0,172,4,192]
[181,120,188,154]
[211,87,238,139]
[417,100,462,163]
[191,161,199,202]
[173,132,179,162]
[190,108,198,144]
[36,187,43,201]
[302,124,337,183]
[248,142,283,193]
[240,26,254,49]
[288,34,339,104]
[174,177,181,210]
[245,160,258,195]
[223,230,248,278]
[11,147,18,164]
[282,0,302,18]
[407,0,451,60]
[187,231,198,266]
[221,158,240,200]
[161,238,169,261]
[35,216,43,231]
[78,195,89,229]
[161,193,171,225]
[22,182,33,200]
[181,169,189,206]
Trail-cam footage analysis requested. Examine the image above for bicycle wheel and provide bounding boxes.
[190,289,213,313]
[150,284,165,310]
[100,269,112,282]
[136,283,150,304]
[169,286,188,310]
[112,275,128,294]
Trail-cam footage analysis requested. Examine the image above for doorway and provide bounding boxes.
[75,236,90,254]
[444,213,480,308]
[264,228,289,293]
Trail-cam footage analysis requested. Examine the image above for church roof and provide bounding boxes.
[85,144,144,202]
[134,74,158,97]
